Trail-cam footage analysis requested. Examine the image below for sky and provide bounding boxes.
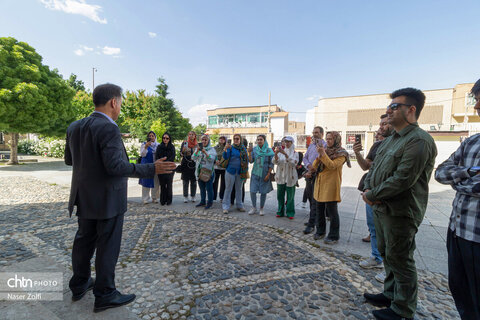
[1,0,480,125]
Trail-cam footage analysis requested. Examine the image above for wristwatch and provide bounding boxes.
[467,166,480,177]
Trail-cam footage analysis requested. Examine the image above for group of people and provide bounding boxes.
[65,81,480,320]
[137,124,353,246]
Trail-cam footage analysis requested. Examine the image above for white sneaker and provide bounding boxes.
[248,208,257,215]
[223,209,228,214]
[184,197,189,203]
[375,271,386,283]
[359,257,384,269]
[191,197,196,202]
[152,199,159,203]
[301,202,307,208]
[259,208,265,216]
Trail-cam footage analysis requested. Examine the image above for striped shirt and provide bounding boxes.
[435,133,480,243]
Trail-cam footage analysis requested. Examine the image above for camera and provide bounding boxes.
[248,142,253,148]
[355,134,361,143]
[227,139,232,145]
[147,137,151,142]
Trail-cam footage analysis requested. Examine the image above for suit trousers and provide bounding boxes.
[158,173,174,205]
[374,211,418,318]
[69,214,124,298]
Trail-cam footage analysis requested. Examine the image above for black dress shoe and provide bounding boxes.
[372,307,412,320]
[303,226,313,234]
[71,277,94,301]
[364,292,392,307]
[94,291,136,313]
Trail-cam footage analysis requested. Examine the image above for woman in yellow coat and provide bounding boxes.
[311,131,351,244]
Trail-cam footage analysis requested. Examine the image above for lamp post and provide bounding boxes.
[92,67,97,91]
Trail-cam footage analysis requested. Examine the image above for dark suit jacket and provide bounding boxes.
[65,112,155,219]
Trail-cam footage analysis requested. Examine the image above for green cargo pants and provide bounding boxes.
[276,183,295,217]
[373,210,419,318]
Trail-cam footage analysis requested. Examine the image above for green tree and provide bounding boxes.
[150,119,167,137]
[193,124,206,136]
[119,78,192,142]
[72,90,94,120]
[67,73,86,92]
[0,37,75,164]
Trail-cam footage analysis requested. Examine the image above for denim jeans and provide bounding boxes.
[198,173,214,205]
[223,172,244,210]
[366,203,382,262]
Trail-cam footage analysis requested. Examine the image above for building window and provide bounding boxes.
[208,116,218,126]
[0,132,4,144]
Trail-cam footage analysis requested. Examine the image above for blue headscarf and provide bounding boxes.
[252,138,274,177]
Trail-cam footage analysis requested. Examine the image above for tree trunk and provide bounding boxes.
[7,133,19,165]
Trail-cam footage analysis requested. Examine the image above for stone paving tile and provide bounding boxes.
[0,176,461,319]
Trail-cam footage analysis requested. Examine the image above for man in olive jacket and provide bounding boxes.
[362,88,437,320]
[65,83,176,312]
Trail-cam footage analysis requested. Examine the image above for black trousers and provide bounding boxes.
[182,177,197,197]
[231,182,245,205]
[69,214,124,298]
[447,229,480,320]
[158,173,173,205]
[213,169,226,201]
[305,177,317,228]
[315,201,339,239]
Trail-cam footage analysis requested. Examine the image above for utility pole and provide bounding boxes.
[92,67,97,92]
[268,92,271,133]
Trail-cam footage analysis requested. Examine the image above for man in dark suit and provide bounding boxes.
[65,83,176,312]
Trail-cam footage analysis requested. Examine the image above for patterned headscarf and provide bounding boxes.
[232,133,249,180]
[317,131,351,172]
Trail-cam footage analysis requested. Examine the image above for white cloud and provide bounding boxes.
[73,45,93,56]
[102,46,121,55]
[40,0,107,24]
[306,94,323,101]
[186,104,217,126]
[81,45,93,51]
[148,32,157,38]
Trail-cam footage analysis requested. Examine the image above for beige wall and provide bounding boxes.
[315,89,453,134]
[288,121,305,134]
[206,105,280,116]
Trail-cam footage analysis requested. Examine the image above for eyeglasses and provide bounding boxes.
[387,103,412,111]
[163,137,170,140]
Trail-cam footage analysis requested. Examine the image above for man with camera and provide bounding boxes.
[303,126,327,234]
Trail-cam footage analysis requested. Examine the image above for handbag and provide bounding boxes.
[198,167,213,182]
[219,157,229,169]
[269,168,276,182]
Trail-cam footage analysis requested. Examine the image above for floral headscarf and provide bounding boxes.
[318,131,351,172]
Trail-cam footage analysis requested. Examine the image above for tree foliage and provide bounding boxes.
[0,37,76,164]
[193,124,207,136]
[0,37,76,136]
[67,73,86,92]
[119,78,192,142]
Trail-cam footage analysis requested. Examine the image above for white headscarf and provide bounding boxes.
[274,136,299,187]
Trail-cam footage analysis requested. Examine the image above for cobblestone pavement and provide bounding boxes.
[0,176,460,319]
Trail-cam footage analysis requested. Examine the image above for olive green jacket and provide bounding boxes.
[364,123,437,225]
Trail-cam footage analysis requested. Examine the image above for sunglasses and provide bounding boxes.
[163,137,170,140]
[387,103,412,111]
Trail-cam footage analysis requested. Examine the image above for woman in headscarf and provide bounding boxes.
[192,135,217,209]
[312,131,351,244]
[222,133,248,214]
[180,131,198,203]
[273,136,299,219]
[248,135,274,216]
[139,131,160,204]
[155,132,176,205]
[213,136,227,203]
